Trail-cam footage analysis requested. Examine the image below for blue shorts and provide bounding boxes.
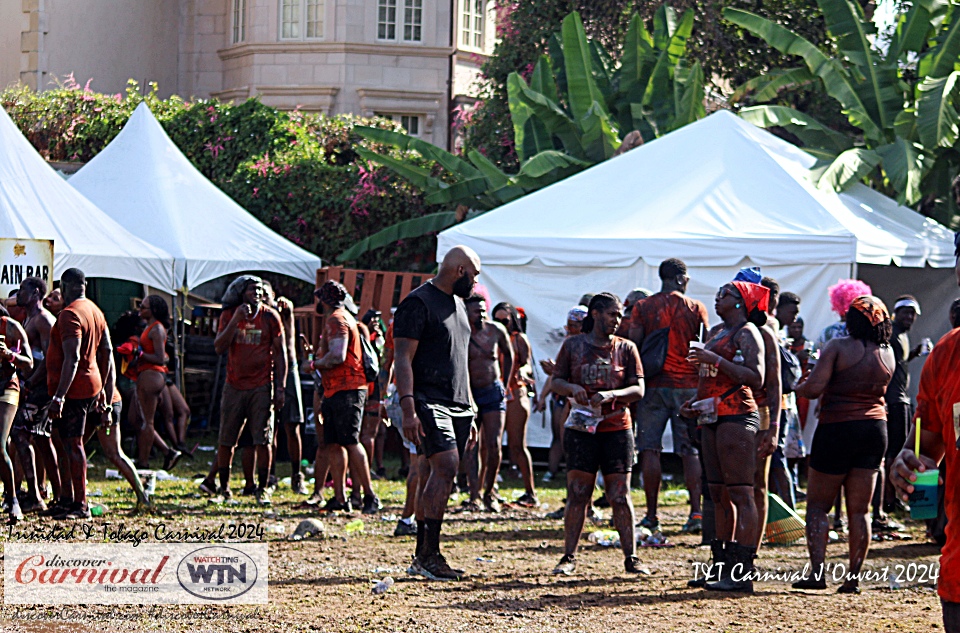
[471,380,506,416]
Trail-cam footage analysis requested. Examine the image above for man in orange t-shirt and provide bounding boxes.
[892,231,960,632]
[305,280,380,514]
[46,268,112,520]
[629,258,708,533]
[213,276,287,505]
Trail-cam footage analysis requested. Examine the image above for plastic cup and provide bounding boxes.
[909,470,939,520]
[689,341,705,352]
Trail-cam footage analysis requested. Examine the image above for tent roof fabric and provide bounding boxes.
[70,103,322,290]
[0,105,176,290]
[439,110,955,269]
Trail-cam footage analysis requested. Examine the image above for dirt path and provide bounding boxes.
[0,493,944,633]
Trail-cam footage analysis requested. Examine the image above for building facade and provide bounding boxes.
[3,0,496,148]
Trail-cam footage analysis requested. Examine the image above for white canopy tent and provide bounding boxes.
[0,105,175,290]
[439,110,957,448]
[70,103,321,291]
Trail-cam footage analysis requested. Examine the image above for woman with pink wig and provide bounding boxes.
[816,279,873,349]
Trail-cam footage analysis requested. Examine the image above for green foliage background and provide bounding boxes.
[1,79,441,275]
[464,0,839,169]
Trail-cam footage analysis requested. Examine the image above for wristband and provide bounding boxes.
[714,357,722,368]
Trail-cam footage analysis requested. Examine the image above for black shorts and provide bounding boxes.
[321,389,367,447]
[55,397,95,439]
[280,370,304,426]
[811,418,887,475]
[414,399,474,459]
[886,402,910,463]
[564,428,635,476]
[472,380,506,416]
[704,411,762,432]
[13,388,53,437]
[86,399,122,432]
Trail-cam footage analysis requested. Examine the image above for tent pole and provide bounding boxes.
[851,262,858,280]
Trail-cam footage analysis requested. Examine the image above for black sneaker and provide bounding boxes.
[350,492,363,510]
[163,449,182,472]
[40,499,72,517]
[417,552,465,581]
[65,504,91,520]
[240,484,257,496]
[393,519,417,536]
[53,502,85,520]
[553,554,576,575]
[322,498,352,513]
[362,494,382,515]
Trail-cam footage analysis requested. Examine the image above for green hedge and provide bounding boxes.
[2,78,440,275]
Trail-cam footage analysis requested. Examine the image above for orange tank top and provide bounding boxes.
[697,322,757,417]
[0,317,20,394]
[138,321,168,375]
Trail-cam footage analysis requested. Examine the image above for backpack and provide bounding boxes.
[359,332,380,383]
[779,344,803,394]
[640,327,670,379]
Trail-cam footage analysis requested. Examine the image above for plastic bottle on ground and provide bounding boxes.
[372,577,394,594]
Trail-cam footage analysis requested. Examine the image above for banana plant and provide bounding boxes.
[725,0,960,225]
[338,5,707,263]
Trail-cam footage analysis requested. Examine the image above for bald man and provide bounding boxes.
[395,246,480,581]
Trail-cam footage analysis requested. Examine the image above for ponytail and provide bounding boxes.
[747,307,767,328]
[581,314,596,334]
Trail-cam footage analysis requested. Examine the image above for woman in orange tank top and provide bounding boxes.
[0,304,34,522]
[134,296,178,470]
[682,280,768,592]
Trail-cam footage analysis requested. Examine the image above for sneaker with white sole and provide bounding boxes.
[417,552,465,581]
[553,554,576,575]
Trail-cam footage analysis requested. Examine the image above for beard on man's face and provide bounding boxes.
[452,273,473,298]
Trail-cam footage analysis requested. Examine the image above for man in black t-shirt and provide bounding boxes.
[394,245,479,581]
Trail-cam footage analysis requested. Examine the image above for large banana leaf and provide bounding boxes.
[507,72,554,163]
[886,0,947,62]
[731,67,817,102]
[354,147,443,191]
[919,9,960,79]
[530,55,559,104]
[618,13,655,102]
[512,79,585,158]
[739,105,854,159]
[816,0,902,133]
[423,176,502,208]
[354,126,480,179]
[562,12,607,120]
[589,41,615,104]
[876,138,927,204]
[336,212,458,263]
[467,149,510,188]
[547,34,568,109]
[917,71,960,148]
[578,102,620,162]
[513,150,591,188]
[724,8,883,141]
[671,62,705,131]
[665,10,695,68]
[652,4,678,50]
[817,147,882,191]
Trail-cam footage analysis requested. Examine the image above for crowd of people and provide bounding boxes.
[5,232,960,628]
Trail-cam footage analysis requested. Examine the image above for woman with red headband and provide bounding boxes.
[792,295,894,594]
[682,279,767,592]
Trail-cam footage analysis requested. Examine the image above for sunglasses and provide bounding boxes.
[716,287,742,301]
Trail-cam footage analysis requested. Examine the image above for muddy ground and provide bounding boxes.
[0,460,946,633]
